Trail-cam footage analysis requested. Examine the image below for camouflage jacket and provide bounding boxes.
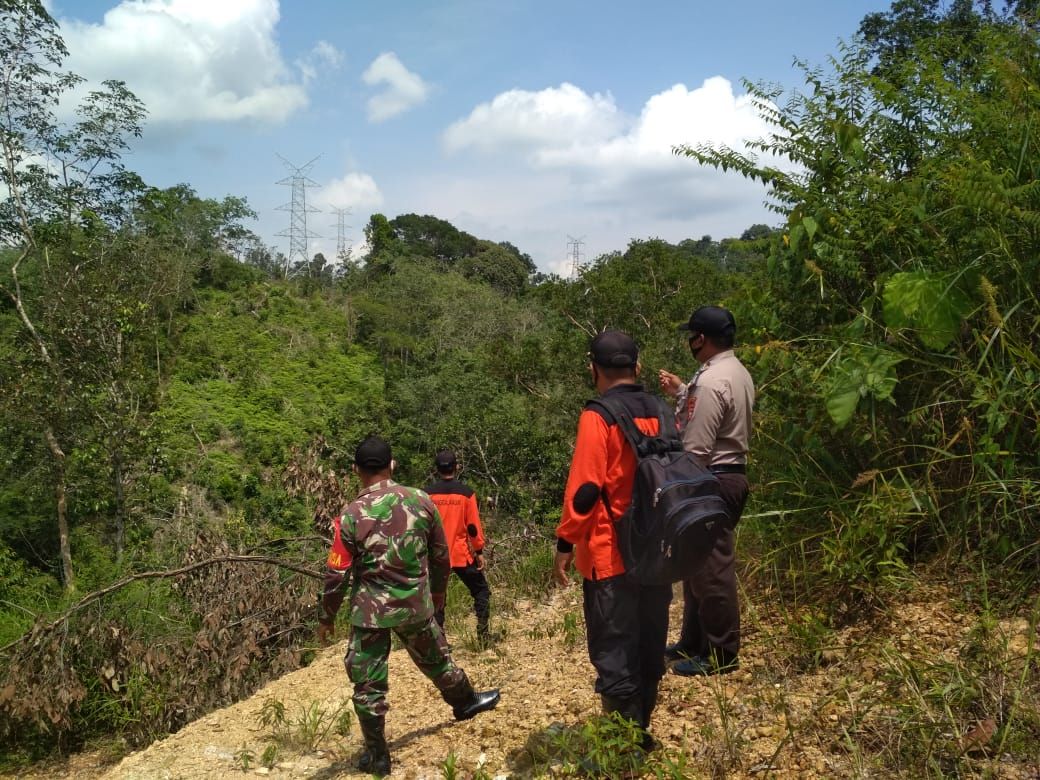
[320,479,450,628]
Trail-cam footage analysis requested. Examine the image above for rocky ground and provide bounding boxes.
[8,580,1039,779]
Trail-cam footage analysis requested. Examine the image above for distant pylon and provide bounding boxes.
[276,154,321,276]
[566,235,586,277]
[330,206,352,258]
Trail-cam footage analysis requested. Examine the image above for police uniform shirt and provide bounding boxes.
[679,350,754,467]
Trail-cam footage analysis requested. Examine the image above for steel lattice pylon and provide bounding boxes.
[275,154,321,276]
[567,234,586,278]
[330,206,351,259]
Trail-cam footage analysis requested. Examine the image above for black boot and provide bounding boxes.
[357,715,391,777]
[453,688,501,720]
[593,694,649,775]
[601,693,643,726]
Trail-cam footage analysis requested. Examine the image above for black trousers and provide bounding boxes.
[677,472,749,660]
[583,574,671,701]
[435,562,491,634]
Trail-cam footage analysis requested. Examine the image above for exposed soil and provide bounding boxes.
[8,581,1039,779]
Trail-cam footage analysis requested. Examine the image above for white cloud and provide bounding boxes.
[426,76,783,271]
[297,40,344,86]
[445,77,774,181]
[361,52,429,122]
[313,40,344,67]
[314,172,384,211]
[443,83,623,154]
[416,76,786,272]
[545,79,766,169]
[59,0,308,123]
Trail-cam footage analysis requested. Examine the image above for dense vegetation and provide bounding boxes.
[1,0,1037,775]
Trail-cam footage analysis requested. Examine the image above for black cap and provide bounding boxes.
[435,449,457,471]
[679,306,736,337]
[589,330,639,368]
[354,435,392,470]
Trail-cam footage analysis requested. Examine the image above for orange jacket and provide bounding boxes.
[556,384,662,581]
[425,478,485,568]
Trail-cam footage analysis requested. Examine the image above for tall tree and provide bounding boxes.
[0,0,147,587]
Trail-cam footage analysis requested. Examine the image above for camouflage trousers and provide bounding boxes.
[345,618,474,720]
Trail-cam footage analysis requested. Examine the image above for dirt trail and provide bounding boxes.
[91,589,601,780]
[13,583,1039,779]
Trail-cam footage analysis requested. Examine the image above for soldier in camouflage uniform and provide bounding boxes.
[318,435,500,777]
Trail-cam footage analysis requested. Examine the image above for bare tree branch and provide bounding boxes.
[562,309,596,337]
[515,377,551,400]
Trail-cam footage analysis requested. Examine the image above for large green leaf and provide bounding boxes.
[825,347,906,428]
[802,215,818,241]
[883,271,973,350]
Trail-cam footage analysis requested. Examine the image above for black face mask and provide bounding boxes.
[689,336,706,360]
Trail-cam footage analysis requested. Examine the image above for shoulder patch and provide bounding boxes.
[572,481,601,514]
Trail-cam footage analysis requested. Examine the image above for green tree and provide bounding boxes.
[1,0,150,588]
[0,3,257,586]
[389,213,479,264]
[498,240,537,275]
[739,224,775,242]
[362,213,399,265]
[457,240,530,295]
[534,238,734,372]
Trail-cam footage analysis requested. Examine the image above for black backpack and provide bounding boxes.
[588,393,732,586]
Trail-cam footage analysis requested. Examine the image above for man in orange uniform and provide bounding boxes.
[553,330,671,750]
[426,450,494,645]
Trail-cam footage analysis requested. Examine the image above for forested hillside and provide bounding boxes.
[1,0,1038,777]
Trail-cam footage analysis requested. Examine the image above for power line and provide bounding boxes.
[275,154,321,277]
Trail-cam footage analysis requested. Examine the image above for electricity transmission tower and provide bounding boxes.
[566,235,586,277]
[276,154,321,277]
[330,206,352,258]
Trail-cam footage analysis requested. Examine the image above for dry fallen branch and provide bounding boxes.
[0,554,321,655]
[245,535,329,554]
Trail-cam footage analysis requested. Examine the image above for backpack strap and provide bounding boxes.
[587,394,680,458]
[587,395,643,457]
[586,393,683,524]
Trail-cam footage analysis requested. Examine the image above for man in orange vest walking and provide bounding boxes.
[426,450,495,646]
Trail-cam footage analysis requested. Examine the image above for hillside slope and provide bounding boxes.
[17,582,1039,779]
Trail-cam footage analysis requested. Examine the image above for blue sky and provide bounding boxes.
[47,0,892,274]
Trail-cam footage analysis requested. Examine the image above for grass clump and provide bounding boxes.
[257,696,352,754]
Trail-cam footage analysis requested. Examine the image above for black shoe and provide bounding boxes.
[663,642,693,664]
[671,654,739,677]
[453,688,501,721]
[477,629,503,649]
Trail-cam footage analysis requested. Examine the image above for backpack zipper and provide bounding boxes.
[652,475,717,507]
